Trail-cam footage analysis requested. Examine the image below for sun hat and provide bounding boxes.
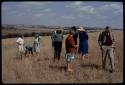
[78,26,85,31]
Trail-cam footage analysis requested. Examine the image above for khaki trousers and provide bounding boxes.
[102,45,115,71]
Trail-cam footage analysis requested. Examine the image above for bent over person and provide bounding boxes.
[98,26,115,73]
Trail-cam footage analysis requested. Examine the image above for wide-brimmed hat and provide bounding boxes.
[78,26,85,31]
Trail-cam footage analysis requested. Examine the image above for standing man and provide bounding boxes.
[16,35,24,59]
[98,26,115,73]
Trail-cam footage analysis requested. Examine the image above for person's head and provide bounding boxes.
[71,26,77,32]
[35,33,39,38]
[19,35,24,38]
[105,26,111,33]
[68,30,74,36]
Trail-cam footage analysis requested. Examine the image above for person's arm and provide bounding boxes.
[111,33,115,48]
[86,32,88,40]
[16,38,21,45]
[69,38,77,48]
[98,32,103,50]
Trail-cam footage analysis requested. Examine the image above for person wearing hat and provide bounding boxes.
[65,30,77,72]
[52,29,64,63]
[33,33,41,57]
[78,26,88,62]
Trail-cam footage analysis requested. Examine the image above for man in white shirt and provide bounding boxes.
[16,35,24,59]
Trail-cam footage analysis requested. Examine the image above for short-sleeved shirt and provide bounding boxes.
[16,37,24,45]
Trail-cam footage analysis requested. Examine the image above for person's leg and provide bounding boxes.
[28,49,30,56]
[24,48,27,56]
[55,42,60,61]
[53,41,57,62]
[102,46,108,69]
[31,48,33,56]
[82,53,84,61]
[19,45,24,59]
[108,47,115,72]
[36,52,39,57]
[67,62,73,72]
[58,42,62,61]
[53,51,56,62]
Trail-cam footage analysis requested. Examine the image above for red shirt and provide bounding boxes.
[104,32,112,46]
[65,35,76,53]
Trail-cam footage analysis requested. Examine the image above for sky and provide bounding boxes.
[2,1,123,28]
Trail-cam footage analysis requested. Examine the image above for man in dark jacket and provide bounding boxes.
[98,26,115,73]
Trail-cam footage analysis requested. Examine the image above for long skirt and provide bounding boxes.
[33,43,40,53]
[78,40,88,54]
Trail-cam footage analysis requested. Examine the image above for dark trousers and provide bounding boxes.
[53,41,62,60]
[25,47,33,56]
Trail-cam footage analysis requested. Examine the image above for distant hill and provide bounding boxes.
[2,24,122,30]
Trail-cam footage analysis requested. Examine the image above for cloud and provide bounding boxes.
[110,3,122,10]
[73,1,83,6]
[65,1,83,8]
[99,3,123,13]
[65,2,96,15]
[17,2,53,10]
[78,6,95,14]
[61,16,75,20]
[20,2,46,5]
[34,13,44,17]
[2,6,11,12]
[42,8,52,12]
[49,13,57,16]
[16,13,25,16]
[19,2,53,6]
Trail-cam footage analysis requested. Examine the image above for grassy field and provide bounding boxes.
[2,30,123,83]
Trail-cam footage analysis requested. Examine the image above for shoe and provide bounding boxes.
[109,70,114,73]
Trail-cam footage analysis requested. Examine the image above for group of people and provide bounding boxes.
[51,26,89,72]
[51,26,115,73]
[16,33,41,59]
[16,25,115,73]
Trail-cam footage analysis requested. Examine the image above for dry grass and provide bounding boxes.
[2,30,123,83]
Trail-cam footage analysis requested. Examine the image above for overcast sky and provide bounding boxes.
[2,1,123,28]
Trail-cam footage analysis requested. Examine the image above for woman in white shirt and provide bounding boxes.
[16,35,24,59]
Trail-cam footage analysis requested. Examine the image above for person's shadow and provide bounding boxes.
[80,62,101,70]
[49,65,67,71]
